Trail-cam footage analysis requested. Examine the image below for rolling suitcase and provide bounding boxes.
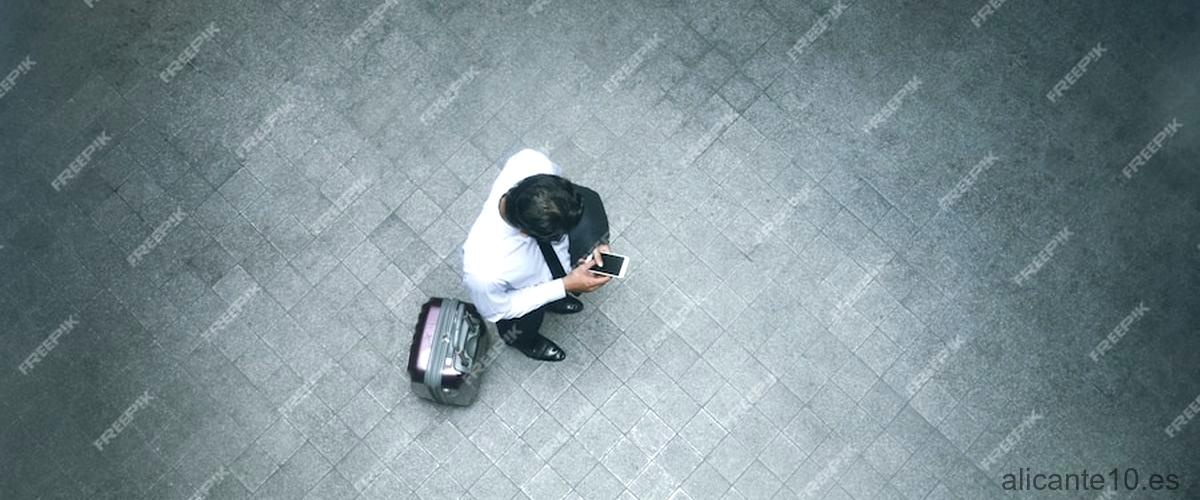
[407,297,490,406]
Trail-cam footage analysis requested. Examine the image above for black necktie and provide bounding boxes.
[537,239,567,279]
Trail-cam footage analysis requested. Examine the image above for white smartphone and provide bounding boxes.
[587,252,629,278]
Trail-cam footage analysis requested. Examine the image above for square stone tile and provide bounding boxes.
[469,412,519,463]
[340,386,386,436]
[415,419,468,464]
[573,359,623,408]
[496,441,543,489]
[495,388,544,436]
[731,460,783,498]
[863,432,911,478]
[576,411,623,459]
[600,386,649,433]
[471,466,520,499]
[681,461,731,499]
[522,412,572,461]
[576,463,624,500]
[833,356,879,402]
[547,386,597,434]
[855,330,902,377]
[628,410,674,457]
[679,409,727,457]
[550,437,600,488]
[230,443,279,492]
[601,437,649,486]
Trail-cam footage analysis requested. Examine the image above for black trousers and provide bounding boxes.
[497,186,608,345]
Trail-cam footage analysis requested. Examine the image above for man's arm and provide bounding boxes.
[464,257,611,322]
[465,274,567,322]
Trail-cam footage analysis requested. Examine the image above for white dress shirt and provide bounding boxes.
[462,149,571,322]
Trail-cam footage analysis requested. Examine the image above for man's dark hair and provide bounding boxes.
[503,174,583,242]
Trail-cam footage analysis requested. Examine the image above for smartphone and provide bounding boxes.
[587,252,629,278]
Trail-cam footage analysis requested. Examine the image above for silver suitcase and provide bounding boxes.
[407,298,489,406]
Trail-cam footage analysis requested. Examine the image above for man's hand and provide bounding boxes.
[564,247,611,293]
[578,244,610,268]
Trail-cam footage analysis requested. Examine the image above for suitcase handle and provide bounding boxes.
[457,332,478,368]
[453,304,481,370]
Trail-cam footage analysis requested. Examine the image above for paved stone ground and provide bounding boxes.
[1,0,1199,499]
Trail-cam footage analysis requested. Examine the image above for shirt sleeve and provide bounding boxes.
[464,273,567,322]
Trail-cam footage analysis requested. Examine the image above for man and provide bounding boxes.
[462,149,612,361]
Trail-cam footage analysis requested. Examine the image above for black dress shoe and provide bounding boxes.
[514,334,566,362]
[546,296,584,315]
